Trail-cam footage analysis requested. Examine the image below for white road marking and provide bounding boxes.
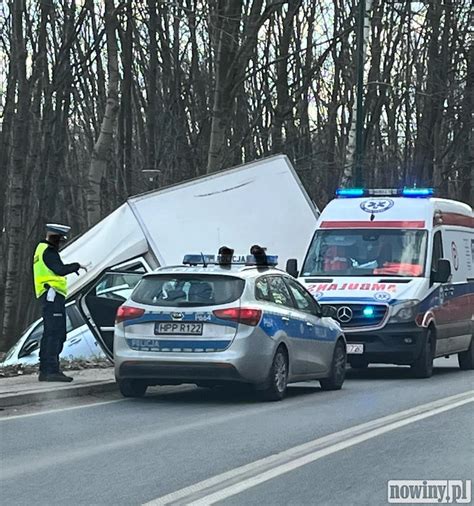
[1,391,317,480]
[0,398,127,421]
[0,385,197,421]
[144,390,474,506]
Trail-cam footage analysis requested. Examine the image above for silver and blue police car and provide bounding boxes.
[113,254,346,401]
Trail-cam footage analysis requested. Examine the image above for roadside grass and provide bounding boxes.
[0,356,112,378]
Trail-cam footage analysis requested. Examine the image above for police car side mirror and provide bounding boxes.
[286,259,299,278]
[321,305,337,319]
[432,258,451,284]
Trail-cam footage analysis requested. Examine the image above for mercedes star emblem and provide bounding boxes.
[337,306,353,323]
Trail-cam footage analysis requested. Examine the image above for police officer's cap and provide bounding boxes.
[46,223,71,239]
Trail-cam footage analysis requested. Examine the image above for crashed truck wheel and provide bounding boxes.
[118,379,148,398]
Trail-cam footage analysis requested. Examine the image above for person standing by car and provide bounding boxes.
[33,224,87,382]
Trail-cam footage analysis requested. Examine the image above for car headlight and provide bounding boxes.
[388,300,420,323]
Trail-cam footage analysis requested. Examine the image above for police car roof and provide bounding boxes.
[145,263,284,278]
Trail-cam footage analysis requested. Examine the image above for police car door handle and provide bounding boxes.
[282,316,290,323]
[306,322,314,327]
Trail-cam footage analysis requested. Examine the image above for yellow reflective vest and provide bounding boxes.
[33,243,67,298]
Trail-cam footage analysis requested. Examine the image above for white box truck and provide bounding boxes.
[3,155,320,365]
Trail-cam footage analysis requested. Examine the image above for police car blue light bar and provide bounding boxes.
[336,188,434,198]
[245,255,278,266]
[182,254,278,267]
[183,254,215,265]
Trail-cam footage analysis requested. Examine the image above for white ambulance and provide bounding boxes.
[287,188,474,378]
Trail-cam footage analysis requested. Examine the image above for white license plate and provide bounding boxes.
[155,322,203,335]
[347,343,364,354]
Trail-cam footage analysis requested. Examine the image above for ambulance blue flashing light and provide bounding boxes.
[335,187,434,198]
[362,306,375,318]
[401,187,434,198]
[336,188,364,198]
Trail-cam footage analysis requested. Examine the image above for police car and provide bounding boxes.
[113,254,346,400]
[287,188,474,378]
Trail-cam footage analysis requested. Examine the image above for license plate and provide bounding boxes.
[347,343,364,354]
[155,322,203,335]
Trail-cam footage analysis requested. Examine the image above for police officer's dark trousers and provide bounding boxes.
[39,292,67,374]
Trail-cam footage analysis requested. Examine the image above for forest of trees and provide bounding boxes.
[0,0,472,350]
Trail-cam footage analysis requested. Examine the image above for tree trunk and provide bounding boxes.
[86,0,119,227]
[1,0,31,349]
[342,0,373,186]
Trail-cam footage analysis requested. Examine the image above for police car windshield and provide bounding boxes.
[131,274,245,307]
[302,229,428,277]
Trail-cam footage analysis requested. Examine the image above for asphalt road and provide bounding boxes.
[1,356,473,506]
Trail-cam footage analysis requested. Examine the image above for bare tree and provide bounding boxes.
[86,0,120,226]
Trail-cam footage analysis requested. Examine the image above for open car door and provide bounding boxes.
[78,271,144,360]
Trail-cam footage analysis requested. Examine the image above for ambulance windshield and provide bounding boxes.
[302,229,428,277]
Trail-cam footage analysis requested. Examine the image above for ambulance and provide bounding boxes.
[287,188,474,378]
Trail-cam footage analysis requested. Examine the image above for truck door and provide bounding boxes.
[78,271,143,359]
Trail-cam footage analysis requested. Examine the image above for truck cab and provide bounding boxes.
[288,188,474,378]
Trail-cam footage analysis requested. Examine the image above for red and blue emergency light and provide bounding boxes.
[183,254,278,267]
[336,188,434,198]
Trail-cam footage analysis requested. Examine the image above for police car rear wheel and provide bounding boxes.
[259,347,288,401]
[320,340,346,391]
[458,337,474,370]
[411,329,434,378]
[118,379,148,398]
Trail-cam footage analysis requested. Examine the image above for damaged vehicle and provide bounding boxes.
[3,155,320,367]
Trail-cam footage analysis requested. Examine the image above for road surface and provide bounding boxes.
[1,357,473,505]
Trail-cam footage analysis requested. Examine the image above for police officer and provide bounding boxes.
[33,224,87,382]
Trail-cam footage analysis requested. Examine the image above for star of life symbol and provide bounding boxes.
[360,198,394,213]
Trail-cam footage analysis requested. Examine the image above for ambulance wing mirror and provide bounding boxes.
[432,258,451,284]
[286,259,299,278]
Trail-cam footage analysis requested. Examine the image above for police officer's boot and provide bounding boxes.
[39,371,73,382]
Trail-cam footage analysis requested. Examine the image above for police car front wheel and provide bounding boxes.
[320,339,347,391]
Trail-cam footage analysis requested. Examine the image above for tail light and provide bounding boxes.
[116,306,145,324]
[213,308,262,326]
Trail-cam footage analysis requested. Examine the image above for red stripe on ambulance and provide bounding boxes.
[320,220,426,229]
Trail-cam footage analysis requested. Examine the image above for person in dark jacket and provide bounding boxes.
[33,224,87,382]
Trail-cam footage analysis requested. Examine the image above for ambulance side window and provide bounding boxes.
[430,232,443,282]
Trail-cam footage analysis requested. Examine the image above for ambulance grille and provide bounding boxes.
[324,303,388,328]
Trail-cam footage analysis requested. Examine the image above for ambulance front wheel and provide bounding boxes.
[411,328,435,378]
[458,337,474,370]
[349,357,369,369]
